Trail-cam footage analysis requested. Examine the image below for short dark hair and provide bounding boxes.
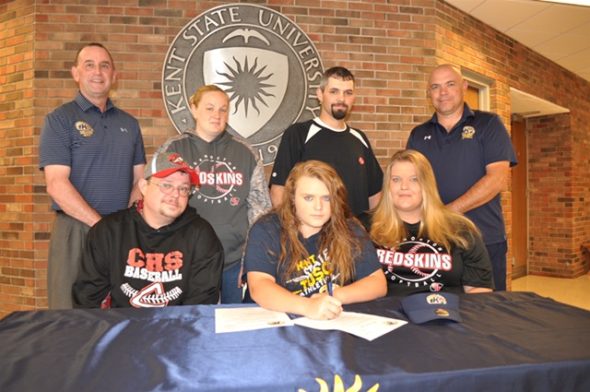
[74,43,115,68]
[320,66,355,90]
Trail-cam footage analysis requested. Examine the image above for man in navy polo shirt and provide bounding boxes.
[407,64,517,290]
[39,43,146,308]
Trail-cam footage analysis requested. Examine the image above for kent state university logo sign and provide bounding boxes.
[162,3,324,165]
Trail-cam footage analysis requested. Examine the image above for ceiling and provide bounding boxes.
[445,0,590,117]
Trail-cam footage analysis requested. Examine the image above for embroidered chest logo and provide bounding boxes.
[75,121,94,137]
[192,155,244,204]
[376,237,452,291]
[461,126,475,139]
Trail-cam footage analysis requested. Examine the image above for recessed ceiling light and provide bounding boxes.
[539,0,590,6]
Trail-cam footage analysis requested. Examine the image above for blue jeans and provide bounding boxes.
[221,262,243,304]
[486,241,508,291]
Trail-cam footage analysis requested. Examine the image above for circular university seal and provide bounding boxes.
[162,3,323,165]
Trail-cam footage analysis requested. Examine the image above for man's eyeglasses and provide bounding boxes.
[150,180,194,197]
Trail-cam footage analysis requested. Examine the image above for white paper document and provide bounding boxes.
[215,307,294,333]
[293,311,407,341]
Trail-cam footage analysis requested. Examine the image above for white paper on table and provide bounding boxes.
[293,311,407,341]
[215,307,294,333]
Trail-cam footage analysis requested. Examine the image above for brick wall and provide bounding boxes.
[0,0,588,317]
[0,0,40,315]
[570,98,590,274]
[528,114,589,277]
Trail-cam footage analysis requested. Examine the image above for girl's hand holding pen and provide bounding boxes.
[308,289,342,320]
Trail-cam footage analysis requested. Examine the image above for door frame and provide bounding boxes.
[510,118,528,278]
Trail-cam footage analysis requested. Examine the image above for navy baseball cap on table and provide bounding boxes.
[401,292,462,324]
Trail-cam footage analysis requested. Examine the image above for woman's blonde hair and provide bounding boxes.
[189,84,228,108]
[277,160,360,284]
[370,149,480,251]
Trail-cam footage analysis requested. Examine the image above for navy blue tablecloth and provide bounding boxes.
[1,292,589,391]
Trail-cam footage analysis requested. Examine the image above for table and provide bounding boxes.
[1,292,589,391]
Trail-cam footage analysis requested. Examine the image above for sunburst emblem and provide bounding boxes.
[216,56,275,117]
[299,374,379,392]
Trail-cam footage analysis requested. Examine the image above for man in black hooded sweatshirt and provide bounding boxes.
[73,152,224,308]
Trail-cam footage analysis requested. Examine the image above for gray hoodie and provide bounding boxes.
[156,131,271,269]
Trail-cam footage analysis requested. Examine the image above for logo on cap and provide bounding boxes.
[426,293,447,305]
[146,152,200,187]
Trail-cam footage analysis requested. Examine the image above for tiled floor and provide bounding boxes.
[511,274,590,311]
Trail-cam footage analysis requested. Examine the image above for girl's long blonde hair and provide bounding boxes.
[370,149,480,251]
[277,160,360,284]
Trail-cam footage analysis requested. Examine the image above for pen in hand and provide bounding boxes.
[327,278,333,296]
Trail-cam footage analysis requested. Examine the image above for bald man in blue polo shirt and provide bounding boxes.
[407,64,517,291]
[39,43,146,308]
